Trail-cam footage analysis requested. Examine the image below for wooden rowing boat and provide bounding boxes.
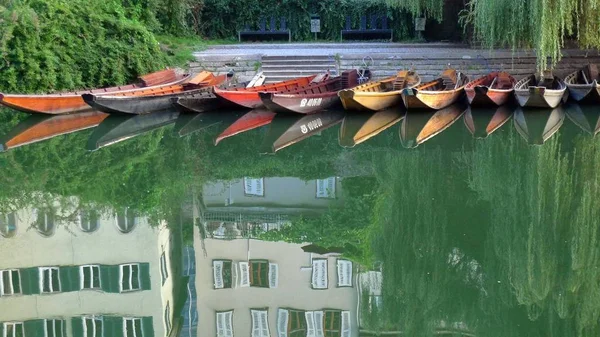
[401,69,468,110]
[463,105,513,139]
[259,70,367,114]
[215,109,276,145]
[82,72,226,114]
[213,75,319,109]
[564,103,600,136]
[514,72,568,108]
[0,110,108,151]
[465,71,516,106]
[260,111,345,153]
[564,64,600,103]
[513,106,565,145]
[400,102,466,148]
[0,69,189,115]
[338,70,421,111]
[87,109,180,150]
[339,109,404,147]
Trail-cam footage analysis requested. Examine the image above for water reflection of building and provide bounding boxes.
[0,205,184,337]
[195,177,358,337]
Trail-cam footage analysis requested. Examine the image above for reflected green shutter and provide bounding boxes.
[59,266,81,292]
[0,322,4,336]
[140,263,151,290]
[142,317,154,337]
[104,316,124,336]
[71,317,84,337]
[24,319,45,337]
[100,265,121,293]
[21,268,40,295]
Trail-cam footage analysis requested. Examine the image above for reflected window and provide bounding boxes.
[244,178,265,197]
[79,210,100,233]
[251,309,269,337]
[115,208,138,234]
[215,311,233,337]
[83,316,103,337]
[3,322,24,337]
[277,309,306,336]
[160,252,168,285]
[336,259,353,287]
[123,317,143,337]
[45,319,65,337]
[120,264,140,292]
[0,269,21,296]
[0,213,17,238]
[311,259,328,289]
[212,260,233,289]
[39,267,61,293]
[240,260,278,288]
[316,177,336,199]
[80,265,101,290]
[164,303,172,334]
[34,210,55,237]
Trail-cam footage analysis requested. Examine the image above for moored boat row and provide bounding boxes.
[1,65,599,116]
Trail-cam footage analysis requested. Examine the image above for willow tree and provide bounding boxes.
[384,0,444,20]
[461,0,600,70]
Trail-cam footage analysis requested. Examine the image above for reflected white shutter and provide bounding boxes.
[213,261,224,289]
[269,263,279,288]
[277,309,289,337]
[341,311,351,337]
[337,260,353,287]
[305,311,315,337]
[311,259,328,289]
[216,311,234,337]
[239,262,250,287]
[316,177,336,198]
[251,309,270,337]
[244,178,265,196]
[314,311,324,337]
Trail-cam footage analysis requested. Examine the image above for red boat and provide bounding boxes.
[213,75,318,109]
[259,70,366,114]
[465,71,516,106]
[0,69,189,115]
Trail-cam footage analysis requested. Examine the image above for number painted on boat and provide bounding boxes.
[300,98,323,107]
[300,118,323,134]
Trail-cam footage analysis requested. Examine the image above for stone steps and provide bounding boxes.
[261,55,338,83]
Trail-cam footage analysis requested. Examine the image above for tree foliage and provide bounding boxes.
[384,0,444,21]
[461,0,600,70]
[0,0,166,93]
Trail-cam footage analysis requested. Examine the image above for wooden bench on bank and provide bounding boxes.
[239,17,291,42]
[341,14,393,41]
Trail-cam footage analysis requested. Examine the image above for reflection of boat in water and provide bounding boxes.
[215,109,276,145]
[400,103,466,148]
[464,105,513,139]
[172,110,245,138]
[339,109,403,147]
[87,109,179,150]
[513,106,565,145]
[260,111,344,153]
[564,103,600,136]
[0,110,108,151]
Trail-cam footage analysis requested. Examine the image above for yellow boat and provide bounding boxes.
[338,70,421,111]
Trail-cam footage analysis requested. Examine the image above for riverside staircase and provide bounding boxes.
[261,55,339,83]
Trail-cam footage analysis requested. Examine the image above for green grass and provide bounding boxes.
[156,35,237,67]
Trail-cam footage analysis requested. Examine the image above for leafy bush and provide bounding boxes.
[199,0,414,41]
[0,0,167,93]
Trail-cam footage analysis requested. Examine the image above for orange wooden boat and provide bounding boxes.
[0,110,108,151]
[213,75,319,109]
[400,102,467,148]
[463,105,513,138]
[401,69,468,110]
[82,72,226,114]
[215,109,276,145]
[465,71,516,106]
[0,69,189,115]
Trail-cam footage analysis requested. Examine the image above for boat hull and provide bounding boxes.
[401,88,463,110]
[513,107,565,145]
[463,105,512,138]
[564,103,600,136]
[400,103,466,148]
[260,92,340,114]
[215,110,276,144]
[338,90,403,111]
[214,90,263,109]
[339,109,403,147]
[514,87,567,108]
[567,82,600,103]
[466,86,513,106]
[83,91,183,114]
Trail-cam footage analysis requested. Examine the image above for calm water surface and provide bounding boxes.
[0,103,599,337]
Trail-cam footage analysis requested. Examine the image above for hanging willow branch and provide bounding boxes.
[384,0,444,21]
[461,0,600,71]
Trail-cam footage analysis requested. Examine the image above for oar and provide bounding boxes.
[582,70,590,84]
[454,73,461,90]
[489,76,498,89]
